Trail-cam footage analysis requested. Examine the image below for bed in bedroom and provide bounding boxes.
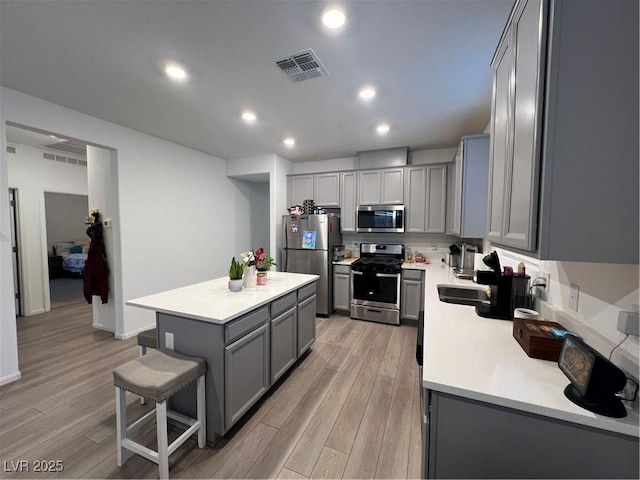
[53,241,89,276]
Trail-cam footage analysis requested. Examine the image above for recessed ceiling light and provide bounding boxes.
[322,9,346,29]
[164,63,187,80]
[359,87,376,100]
[283,137,296,147]
[376,124,390,135]
[241,111,257,122]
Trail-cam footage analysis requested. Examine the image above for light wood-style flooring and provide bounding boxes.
[0,303,421,479]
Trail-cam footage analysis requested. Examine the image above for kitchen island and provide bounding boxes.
[127,271,318,442]
[419,262,639,478]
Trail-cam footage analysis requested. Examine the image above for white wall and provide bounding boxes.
[293,157,358,174]
[1,88,251,385]
[226,154,293,262]
[0,124,20,385]
[410,147,457,165]
[87,145,119,333]
[490,246,639,378]
[7,143,89,315]
[45,192,89,253]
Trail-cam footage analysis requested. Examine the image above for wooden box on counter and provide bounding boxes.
[513,319,566,361]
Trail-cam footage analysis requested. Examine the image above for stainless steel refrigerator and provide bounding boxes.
[283,214,341,316]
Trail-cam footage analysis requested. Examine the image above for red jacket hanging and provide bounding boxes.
[83,223,109,304]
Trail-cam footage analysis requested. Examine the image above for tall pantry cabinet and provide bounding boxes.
[486,0,638,264]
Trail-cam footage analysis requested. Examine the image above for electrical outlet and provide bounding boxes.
[165,332,174,350]
[617,311,640,336]
[569,284,579,311]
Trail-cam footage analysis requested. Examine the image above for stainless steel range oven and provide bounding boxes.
[350,243,404,325]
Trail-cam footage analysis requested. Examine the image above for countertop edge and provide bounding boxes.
[422,379,639,438]
[126,274,318,325]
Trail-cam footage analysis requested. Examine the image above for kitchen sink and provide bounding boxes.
[437,284,490,307]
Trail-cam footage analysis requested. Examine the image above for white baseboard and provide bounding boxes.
[92,323,115,334]
[115,324,155,341]
[0,370,22,386]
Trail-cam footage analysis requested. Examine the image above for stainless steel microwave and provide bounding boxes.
[357,205,405,233]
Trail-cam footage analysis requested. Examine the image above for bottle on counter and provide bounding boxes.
[517,262,526,275]
[406,247,413,263]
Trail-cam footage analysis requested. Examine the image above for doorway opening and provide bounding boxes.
[45,192,89,309]
[9,188,22,316]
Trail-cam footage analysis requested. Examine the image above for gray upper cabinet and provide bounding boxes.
[340,172,357,232]
[358,168,404,205]
[288,175,314,207]
[488,0,638,263]
[452,135,490,238]
[404,165,447,234]
[488,0,544,251]
[314,173,340,207]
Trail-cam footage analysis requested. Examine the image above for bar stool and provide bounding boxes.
[113,349,206,479]
[137,328,157,356]
[137,328,158,405]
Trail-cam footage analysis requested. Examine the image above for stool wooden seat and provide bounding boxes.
[113,349,206,479]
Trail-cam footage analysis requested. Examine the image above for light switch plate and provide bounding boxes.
[569,284,579,311]
[165,332,174,350]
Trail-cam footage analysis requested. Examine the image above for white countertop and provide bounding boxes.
[333,258,358,265]
[127,271,318,324]
[422,262,639,438]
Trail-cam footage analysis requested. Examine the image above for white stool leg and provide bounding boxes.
[156,400,169,479]
[115,386,128,466]
[138,346,148,404]
[196,375,206,448]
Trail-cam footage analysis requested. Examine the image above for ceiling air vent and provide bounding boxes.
[276,48,328,83]
[6,146,16,154]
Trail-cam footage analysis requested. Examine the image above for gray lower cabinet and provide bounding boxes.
[401,269,424,322]
[422,389,639,479]
[224,322,270,428]
[270,306,297,384]
[157,280,317,442]
[333,264,351,312]
[297,293,316,356]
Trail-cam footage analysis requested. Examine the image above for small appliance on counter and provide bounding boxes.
[332,245,346,262]
[558,335,629,418]
[474,251,531,320]
[453,243,478,279]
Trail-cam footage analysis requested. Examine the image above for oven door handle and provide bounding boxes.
[352,270,363,275]
[376,273,398,278]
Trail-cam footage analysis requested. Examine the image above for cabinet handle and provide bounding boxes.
[352,271,363,275]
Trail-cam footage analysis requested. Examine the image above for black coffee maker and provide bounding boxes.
[475,252,531,320]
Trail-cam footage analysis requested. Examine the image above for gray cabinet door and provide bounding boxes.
[501,0,544,251]
[288,175,314,207]
[451,146,463,237]
[224,322,270,429]
[487,32,512,244]
[271,306,297,384]
[358,170,382,205]
[333,269,350,312]
[340,172,357,232]
[297,294,316,356]
[405,166,426,233]
[314,172,341,207]
[401,270,423,322]
[381,168,404,204]
[425,165,447,234]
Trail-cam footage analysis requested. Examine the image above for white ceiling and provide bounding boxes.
[0,0,512,162]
